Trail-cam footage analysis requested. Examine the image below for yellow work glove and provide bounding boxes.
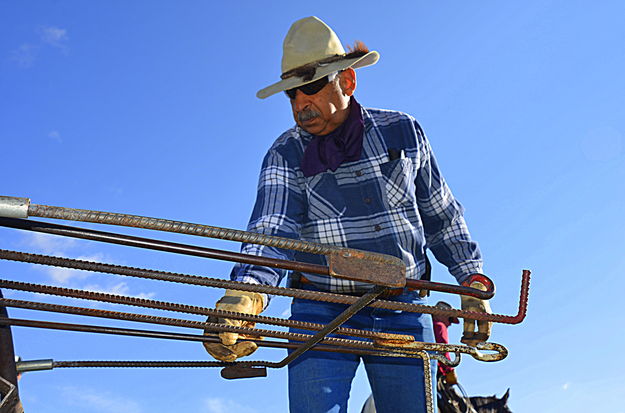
[445,370,458,386]
[460,275,493,347]
[203,289,265,362]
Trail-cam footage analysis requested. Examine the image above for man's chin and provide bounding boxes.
[298,120,322,135]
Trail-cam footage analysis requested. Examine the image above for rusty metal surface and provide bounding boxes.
[0,317,446,361]
[0,218,495,299]
[220,366,267,379]
[275,286,385,368]
[431,352,461,368]
[0,280,413,342]
[417,351,434,413]
[26,202,405,277]
[0,376,21,413]
[0,195,531,406]
[0,291,18,407]
[0,302,508,362]
[0,217,329,279]
[0,249,530,322]
[329,250,405,288]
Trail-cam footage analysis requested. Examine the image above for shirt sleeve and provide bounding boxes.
[413,121,483,284]
[229,148,307,291]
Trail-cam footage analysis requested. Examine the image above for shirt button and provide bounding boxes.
[364,197,372,204]
[355,170,363,177]
[374,224,382,231]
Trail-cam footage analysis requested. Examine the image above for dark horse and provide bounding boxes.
[360,380,512,413]
[437,378,512,413]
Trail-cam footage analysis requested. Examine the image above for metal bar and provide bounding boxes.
[23,201,407,287]
[276,286,385,368]
[0,217,329,277]
[15,359,53,374]
[0,317,462,362]
[417,351,434,413]
[0,291,18,397]
[0,376,20,413]
[0,249,523,320]
[0,299,508,360]
[0,280,412,342]
[0,197,28,220]
[0,218,494,299]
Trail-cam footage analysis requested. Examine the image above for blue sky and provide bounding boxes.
[1,1,624,412]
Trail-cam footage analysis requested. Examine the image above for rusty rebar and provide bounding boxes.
[0,301,508,362]
[0,249,530,323]
[0,218,493,299]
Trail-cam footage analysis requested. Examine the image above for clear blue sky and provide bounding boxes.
[1,1,624,412]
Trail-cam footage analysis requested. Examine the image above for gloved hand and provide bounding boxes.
[203,289,265,362]
[445,370,458,386]
[460,274,493,347]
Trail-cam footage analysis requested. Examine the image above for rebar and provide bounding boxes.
[0,249,530,323]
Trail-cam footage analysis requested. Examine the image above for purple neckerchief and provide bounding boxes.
[301,97,364,177]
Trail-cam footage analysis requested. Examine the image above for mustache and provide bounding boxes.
[297,109,320,122]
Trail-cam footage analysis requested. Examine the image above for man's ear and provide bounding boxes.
[339,68,357,96]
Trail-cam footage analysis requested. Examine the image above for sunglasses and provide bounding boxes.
[284,72,338,99]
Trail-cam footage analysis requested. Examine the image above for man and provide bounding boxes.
[204,16,492,413]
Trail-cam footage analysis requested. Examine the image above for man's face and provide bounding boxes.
[288,70,354,136]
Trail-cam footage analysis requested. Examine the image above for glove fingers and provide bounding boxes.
[204,342,238,362]
[230,341,258,358]
[477,319,492,338]
[219,318,244,345]
[463,319,476,335]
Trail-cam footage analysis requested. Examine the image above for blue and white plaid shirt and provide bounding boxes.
[231,106,482,294]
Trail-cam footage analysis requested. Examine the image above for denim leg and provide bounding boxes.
[363,292,437,413]
[287,290,436,413]
[288,298,361,413]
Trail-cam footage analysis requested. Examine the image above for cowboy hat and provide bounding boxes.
[256,16,379,99]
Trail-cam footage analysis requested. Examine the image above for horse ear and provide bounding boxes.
[502,388,510,402]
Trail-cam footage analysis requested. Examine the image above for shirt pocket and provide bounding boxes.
[304,172,347,221]
[379,158,417,208]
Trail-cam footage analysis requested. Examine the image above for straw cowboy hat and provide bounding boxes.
[256,16,380,99]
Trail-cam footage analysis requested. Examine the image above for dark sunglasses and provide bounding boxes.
[284,75,332,99]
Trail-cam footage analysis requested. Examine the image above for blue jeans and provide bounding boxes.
[288,287,436,413]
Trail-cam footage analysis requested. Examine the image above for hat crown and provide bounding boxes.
[281,16,346,74]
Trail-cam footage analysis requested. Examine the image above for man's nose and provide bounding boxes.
[292,90,310,112]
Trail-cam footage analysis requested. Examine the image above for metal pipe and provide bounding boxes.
[15,359,53,374]
[0,197,28,220]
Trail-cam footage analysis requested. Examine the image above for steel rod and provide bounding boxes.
[0,280,411,342]
[0,317,451,361]
[0,217,329,277]
[276,286,384,368]
[0,218,493,299]
[0,250,526,321]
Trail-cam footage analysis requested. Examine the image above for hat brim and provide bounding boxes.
[256,50,379,99]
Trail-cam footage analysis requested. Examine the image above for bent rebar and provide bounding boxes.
[0,217,494,299]
[0,249,530,323]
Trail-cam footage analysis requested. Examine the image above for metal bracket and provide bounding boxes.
[328,250,406,288]
[220,366,267,379]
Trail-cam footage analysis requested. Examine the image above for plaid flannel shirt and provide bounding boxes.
[230,106,482,294]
